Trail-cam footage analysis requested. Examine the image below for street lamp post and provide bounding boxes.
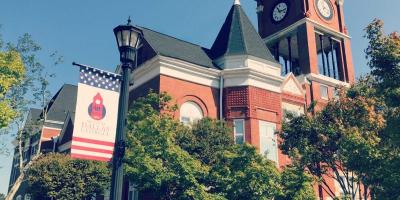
[110,17,142,200]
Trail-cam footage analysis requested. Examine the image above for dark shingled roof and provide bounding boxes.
[27,108,42,124]
[57,112,75,147]
[46,84,77,122]
[23,108,42,132]
[140,27,216,69]
[210,4,276,62]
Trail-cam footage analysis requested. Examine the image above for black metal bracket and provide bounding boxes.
[115,140,126,165]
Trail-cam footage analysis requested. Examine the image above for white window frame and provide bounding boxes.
[233,119,245,144]
[259,121,279,165]
[320,84,329,100]
[179,101,204,125]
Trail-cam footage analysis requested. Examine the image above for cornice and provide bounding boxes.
[305,73,350,87]
[131,55,288,94]
[263,18,351,44]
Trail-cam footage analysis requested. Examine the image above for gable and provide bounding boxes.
[281,74,304,96]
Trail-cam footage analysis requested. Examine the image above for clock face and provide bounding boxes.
[316,0,334,20]
[272,2,288,22]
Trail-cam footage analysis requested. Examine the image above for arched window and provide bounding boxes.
[180,101,204,125]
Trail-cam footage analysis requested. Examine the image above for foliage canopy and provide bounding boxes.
[26,153,110,200]
[125,91,316,200]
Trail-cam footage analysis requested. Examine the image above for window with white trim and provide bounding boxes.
[179,101,204,125]
[259,121,278,164]
[233,119,245,144]
[320,84,329,100]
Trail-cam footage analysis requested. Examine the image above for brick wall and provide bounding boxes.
[159,75,219,119]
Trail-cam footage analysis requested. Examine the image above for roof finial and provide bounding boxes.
[127,16,132,25]
[234,0,241,5]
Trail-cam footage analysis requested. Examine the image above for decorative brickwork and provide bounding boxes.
[224,87,249,119]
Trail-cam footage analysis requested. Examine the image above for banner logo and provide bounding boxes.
[88,93,107,120]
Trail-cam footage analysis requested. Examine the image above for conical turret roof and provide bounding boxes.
[210,3,276,63]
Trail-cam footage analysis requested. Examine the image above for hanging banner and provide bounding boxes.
[71,65,121,162]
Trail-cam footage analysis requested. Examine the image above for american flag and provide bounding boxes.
[79,66,121,92]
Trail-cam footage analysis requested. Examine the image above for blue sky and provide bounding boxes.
[0,0,399,194]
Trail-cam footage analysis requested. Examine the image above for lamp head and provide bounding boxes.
[113,17,143,65]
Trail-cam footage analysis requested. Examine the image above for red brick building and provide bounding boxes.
[8,0,356,199]
[128,0,354,199]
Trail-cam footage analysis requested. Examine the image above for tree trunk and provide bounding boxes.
[17,125,24,171]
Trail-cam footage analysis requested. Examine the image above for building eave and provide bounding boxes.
[263,18,351,45]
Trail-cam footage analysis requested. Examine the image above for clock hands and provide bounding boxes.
[277,7,287,13]
[273,3,288,22]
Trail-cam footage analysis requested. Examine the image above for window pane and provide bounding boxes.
[259,121,278,163]
[180,101,204,124]
[235,135,244,144]
[320,85,329,100]
[234,120,244,134]
[122,30,131,46]
[234,120,245,144]
[180,117,190,125]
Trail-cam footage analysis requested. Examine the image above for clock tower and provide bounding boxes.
[255,0,355,108]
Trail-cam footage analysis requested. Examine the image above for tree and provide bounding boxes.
[364,19,400,107]
[0,33,61,168]
[177,117,282,200]
[176,117,233,165]
[0,193,5,200]
[0,37,24,129]
[207,144,281,200]
[279,19,400,200]
[277,165,316,200]
[361,19,400,199]
[125,91,314,200]
[125,92,222,200]
[26,153,110,200]
[280,86,385,200]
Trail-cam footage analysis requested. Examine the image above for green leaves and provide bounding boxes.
[26,153,110,200]
[362,19,400,199]
[0,50,24,96]
[281,85,385,199]
[0,49,24,129]
[176,117,233,165]
[208,145,281,200]
[125,91,315,200]
[365,19,400,107]
[277,165,316,200]
[125,92,214,199]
